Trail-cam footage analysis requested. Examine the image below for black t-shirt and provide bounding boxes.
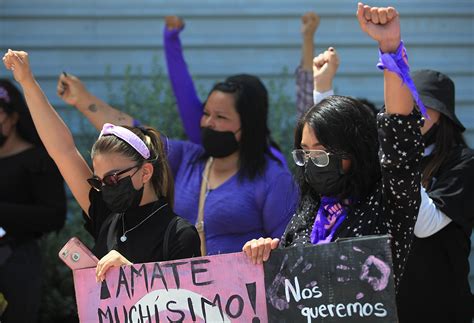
[397,146,474,322]
[0,147,66,242]
[84,189,201,263]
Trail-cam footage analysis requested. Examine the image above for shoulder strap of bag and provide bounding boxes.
[163,215,180,261]
[196,157,213,256]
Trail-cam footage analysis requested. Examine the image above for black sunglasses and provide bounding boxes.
[87,163,141,191]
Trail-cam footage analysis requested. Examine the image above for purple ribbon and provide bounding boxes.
[310,197,348,245]
[376,40,428,118]
[0,87,10,103]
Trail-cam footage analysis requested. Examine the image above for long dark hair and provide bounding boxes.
[294,95,381,202]
[91,126,175,207]
[422,115,467,187]
[0,79,41,145]
[225,74,282,152]
[205,79,274,180]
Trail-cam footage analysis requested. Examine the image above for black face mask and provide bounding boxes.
[201,127,239,158]
[422,123,439,147]
[304,154,346,197]
[0,123,7,147]
[101,176,144,213]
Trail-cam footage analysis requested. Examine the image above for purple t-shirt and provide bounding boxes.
[166,139,298,255]
[163,26,288,167]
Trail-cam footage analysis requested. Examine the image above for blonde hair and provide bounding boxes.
[91,126,174,207]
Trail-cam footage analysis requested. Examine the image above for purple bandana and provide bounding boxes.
[376,40,428,118]
[310,197,348,244]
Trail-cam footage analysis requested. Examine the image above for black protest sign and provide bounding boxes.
[264,235,397,323]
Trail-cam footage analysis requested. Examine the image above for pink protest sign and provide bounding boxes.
[73,252,267,323]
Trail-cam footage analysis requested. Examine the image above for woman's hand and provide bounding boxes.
[356,3,401,53]
[313,47,340,92]
[96,250,132,282]
[300,11,320,71]
[301,12,320,39]
[165,16,184,31]
[57,73,90,107]
[242,237,280,265]
[2,49,34,85]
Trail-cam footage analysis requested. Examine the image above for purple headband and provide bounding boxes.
[99,123,151,159]
[0,87,10,103]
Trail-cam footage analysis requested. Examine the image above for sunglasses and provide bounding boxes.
[87,163,141,191]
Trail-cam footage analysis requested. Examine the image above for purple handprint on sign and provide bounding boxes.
[360,255,390,291]
[336,246,391,298]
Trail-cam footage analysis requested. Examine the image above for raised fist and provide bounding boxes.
[301,12,320,38]
[57,73,88,107]
[313,47,340,92]
[2,49,34,85]
[356,2,401,53]
[165,16,184,31]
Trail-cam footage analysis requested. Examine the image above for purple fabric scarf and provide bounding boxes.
[376,40,428,118]
[310,197,348,244]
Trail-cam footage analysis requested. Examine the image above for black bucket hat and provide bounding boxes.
[412,69,465,132]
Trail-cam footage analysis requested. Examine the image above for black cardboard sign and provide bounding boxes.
[263,235,397,323]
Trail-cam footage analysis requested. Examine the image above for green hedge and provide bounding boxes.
[38,60,297,322]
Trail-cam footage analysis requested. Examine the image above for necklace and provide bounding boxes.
[120,202,168,242]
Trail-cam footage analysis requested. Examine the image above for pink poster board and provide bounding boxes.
[73,252,267,323]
